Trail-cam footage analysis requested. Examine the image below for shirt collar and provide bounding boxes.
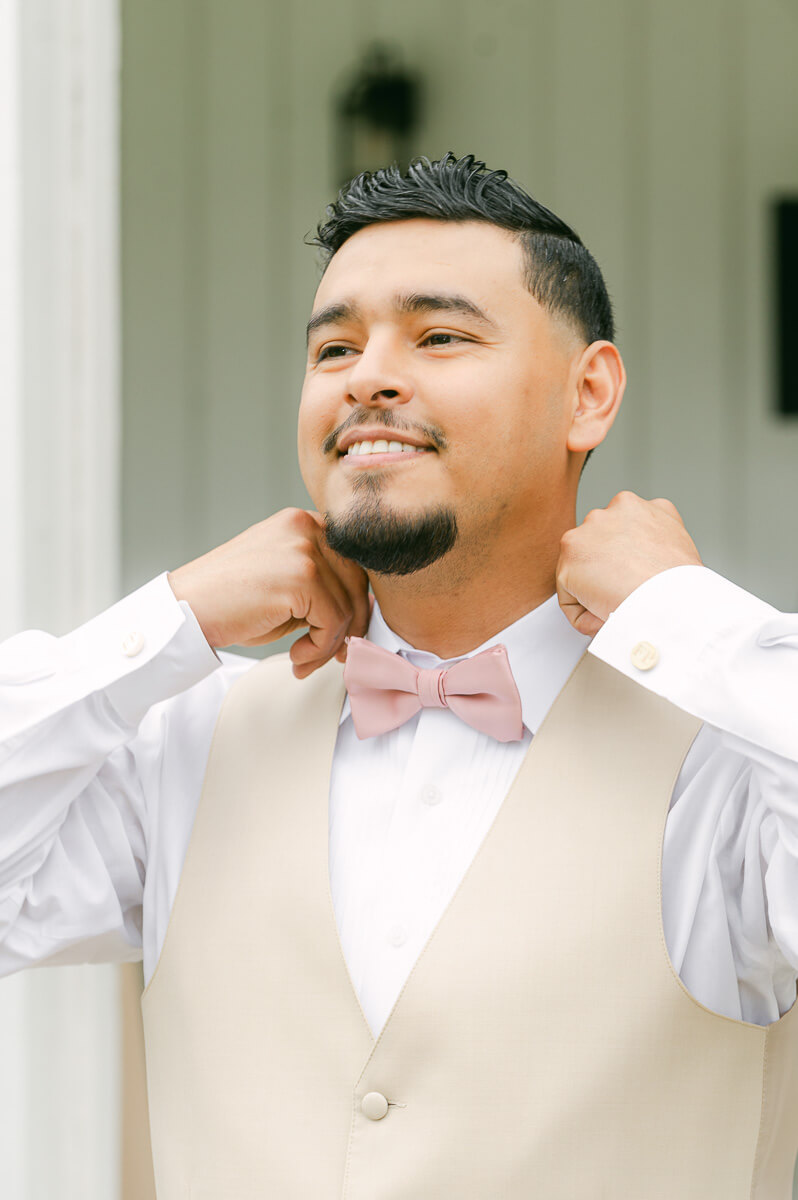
[340,594,591,735]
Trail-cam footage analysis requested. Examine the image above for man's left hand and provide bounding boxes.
[556,492,703,637]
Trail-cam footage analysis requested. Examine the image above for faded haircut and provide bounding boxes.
[312,152,615,346]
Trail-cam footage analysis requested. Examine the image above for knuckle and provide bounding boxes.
[281,507,315,534]
[559,528,576,549]
[295,556,319,586]
[338,600,353,624]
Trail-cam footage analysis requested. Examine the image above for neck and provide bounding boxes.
[370,515,573,657]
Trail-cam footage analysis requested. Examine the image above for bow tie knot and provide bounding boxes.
[343,637,524,743]
[416,667,448,709]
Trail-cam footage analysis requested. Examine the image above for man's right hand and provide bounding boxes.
[167,509,369,678]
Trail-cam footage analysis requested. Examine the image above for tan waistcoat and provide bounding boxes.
[141,651,798,1199]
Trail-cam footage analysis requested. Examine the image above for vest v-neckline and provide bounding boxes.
[315,653,591,1059]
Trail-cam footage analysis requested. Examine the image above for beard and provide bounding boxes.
[324,485,458,576]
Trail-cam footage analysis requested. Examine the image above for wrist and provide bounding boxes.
[167,569,219,648]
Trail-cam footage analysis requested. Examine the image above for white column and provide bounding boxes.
[0,1,122,1197]
[0,0,23,635]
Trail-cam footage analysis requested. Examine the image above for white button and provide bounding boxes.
[420,783,442,807]
[386,924,408,948]
[630,641,659,671]
[121,631,145,658]
[362,1091,389,1121]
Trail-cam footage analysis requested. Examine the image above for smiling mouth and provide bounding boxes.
[342,438,434,459]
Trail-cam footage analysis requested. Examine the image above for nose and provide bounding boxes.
[344,336,413,409]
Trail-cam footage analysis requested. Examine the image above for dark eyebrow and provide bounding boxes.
[306,292,499,346]
[396,292,498,329]
[305,302,361,344]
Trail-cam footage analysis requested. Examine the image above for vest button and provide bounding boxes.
[361,1091,389,1121]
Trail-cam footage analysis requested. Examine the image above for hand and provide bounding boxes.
[167,509,369,677]
[556,492,703,637]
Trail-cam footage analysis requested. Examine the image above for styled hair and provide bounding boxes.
[313,152,614,345]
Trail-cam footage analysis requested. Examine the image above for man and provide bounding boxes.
[1,153,797,1197]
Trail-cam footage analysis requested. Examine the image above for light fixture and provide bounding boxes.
[335,45,421,186]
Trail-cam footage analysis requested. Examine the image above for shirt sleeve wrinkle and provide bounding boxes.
[0,755,146,954]
[764,836,798,972]
[711,757,798,1009]
[0,574,223,975]
[641,564,798,1026]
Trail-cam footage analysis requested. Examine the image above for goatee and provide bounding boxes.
[324,492,458,576]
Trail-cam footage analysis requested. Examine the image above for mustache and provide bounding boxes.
[322,409,448,456]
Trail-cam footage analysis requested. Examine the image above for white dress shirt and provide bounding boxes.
[0,565,796,1036]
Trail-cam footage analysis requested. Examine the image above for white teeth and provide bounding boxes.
[345,438,427,456]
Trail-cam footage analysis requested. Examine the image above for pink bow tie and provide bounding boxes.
[343,637,524,742]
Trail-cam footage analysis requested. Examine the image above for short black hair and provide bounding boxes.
[313,152,614,345]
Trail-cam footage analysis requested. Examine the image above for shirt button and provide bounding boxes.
[362,1092,389,1121]
[386,924,408,948]
[121,631,145,658]
[630,640,659,671]
[420,783,442,807]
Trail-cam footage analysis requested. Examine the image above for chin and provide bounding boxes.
[323,497,459,576]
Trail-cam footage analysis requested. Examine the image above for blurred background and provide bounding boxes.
[1,0,797,1195]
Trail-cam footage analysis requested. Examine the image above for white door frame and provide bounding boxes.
[0,1,122,1195]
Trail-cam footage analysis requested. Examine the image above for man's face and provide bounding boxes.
[298,219,582,574]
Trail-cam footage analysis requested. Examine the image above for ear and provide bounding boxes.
[566,341,626,454]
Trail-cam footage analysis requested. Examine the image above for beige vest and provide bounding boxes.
[142,651,798,1199]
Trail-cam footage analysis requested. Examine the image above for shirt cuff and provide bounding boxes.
[588,564,798,758]
[0,572,222,739]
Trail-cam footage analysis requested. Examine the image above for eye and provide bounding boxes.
[422,332,467,347]
[316,343,354,362]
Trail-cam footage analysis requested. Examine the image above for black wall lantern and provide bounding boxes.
[335,45,422,186]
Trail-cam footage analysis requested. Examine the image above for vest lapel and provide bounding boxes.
[253,656,377,1047]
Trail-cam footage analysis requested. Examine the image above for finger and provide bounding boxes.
[310,512,371,640]
[556,578,605,638]
[573,610,605,637]
[555,573,582,627]
[607,489,640,508]
[559,598,605,637]
[333,592,374,663]
[289,554,356,667]
[236,616,306,647]
[291,631,328,677]
[292,627,350,677]
[324,550,370,639]
[650,497,683,522]
[307,580,369,671]
[333,604,370,663]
